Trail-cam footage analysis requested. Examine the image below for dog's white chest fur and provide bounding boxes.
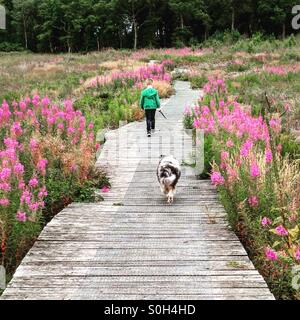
[157,155,181,204]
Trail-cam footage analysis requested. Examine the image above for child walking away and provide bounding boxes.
[139,78,161,137]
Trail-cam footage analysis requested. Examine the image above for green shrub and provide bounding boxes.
[190,75,208,89]
[0,42,25,52]
[200,133,214,179]
[279,133,300,160]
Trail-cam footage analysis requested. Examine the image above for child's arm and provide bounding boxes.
[155,92,161,108]
[139,93,144,109]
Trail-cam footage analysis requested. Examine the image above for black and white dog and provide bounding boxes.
[157,155,181,204]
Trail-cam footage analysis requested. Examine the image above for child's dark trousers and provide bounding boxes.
[145,109,156,134]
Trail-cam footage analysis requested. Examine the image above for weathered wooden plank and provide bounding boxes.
[0,288,272,300]
[12,264,262,276]
[49,216,228,223]
[42,225,233,232]
[23,249,250,261]
[38,235,238,241]
[1,287,273,297]
[1,294,275,300]
[8,275,268,287]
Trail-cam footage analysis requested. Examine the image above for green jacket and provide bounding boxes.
[139,87,160,110]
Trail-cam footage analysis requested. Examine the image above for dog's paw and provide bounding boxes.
[167,197,174,204]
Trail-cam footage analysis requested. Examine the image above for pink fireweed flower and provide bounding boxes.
[47,117,55,126]
[210,172,225,186]
[261,217,272,226]
[38,187,48,199]
[4,148,17,162]
[21,190,32,205]
[265,65,287,75]
[67,127,75,135]
[248,196,259,207]
[0,198,9,206]
[16,211,27,222]
[193,105,200,115]
[226,139,234,148]
[29,139,39,150]
[95,143,101,150]
[235,157,242,167]
[88,122,94,130]
[13,163,24,175]
[184,105,192,116]
[56,111,66,119]
[0,168,11,181]
[4,137,18,148]
[37,159,48,175]
[276,144,282,153]
[203,83,211,93]
[57,123,64,130]
[70,164,78,172]
[219,100,225,108]
[265,248,278,261]
[32,94,40,106]
[221,151,229,162]
[269,118,281,133]
[41,96,50,107]
[101,186,110,193]
[18,182,25,190]
[29,202,40,211]
[11,122,23,136]
[275,225,288,236]
[0,183,11,192]
[227,167,238,183]
[220,162,227,170]
[240,139,253,157]
[284,103,291,112]
[19,101,27,111]
[295,249,300,261]
[265,149,273,164]
[250,162,260,178]
[288,214,298,222]
[39,201,45,208]
[29,177,39,188]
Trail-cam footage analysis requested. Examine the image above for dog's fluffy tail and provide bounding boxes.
[162,174,176,186]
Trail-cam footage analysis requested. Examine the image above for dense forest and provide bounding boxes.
[0,0,299,52]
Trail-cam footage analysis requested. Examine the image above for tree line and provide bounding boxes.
[0,0,298,52]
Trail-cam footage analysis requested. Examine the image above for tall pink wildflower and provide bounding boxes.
[211,172,225,186]
[275,225,288,236]
[265,248,278,261]
[250,162,260,178]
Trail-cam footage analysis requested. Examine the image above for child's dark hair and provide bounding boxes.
[146,78,154,85]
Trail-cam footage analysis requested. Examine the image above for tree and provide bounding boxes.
[36,0,62,52]
[93,0,117,49]
[12,0,36,49]
[257,0,297,38]
[112,0,150,50]
[169,0,208,44]
[0,0,298,52]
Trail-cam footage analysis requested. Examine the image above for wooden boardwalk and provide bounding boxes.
[1,81,274,300]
